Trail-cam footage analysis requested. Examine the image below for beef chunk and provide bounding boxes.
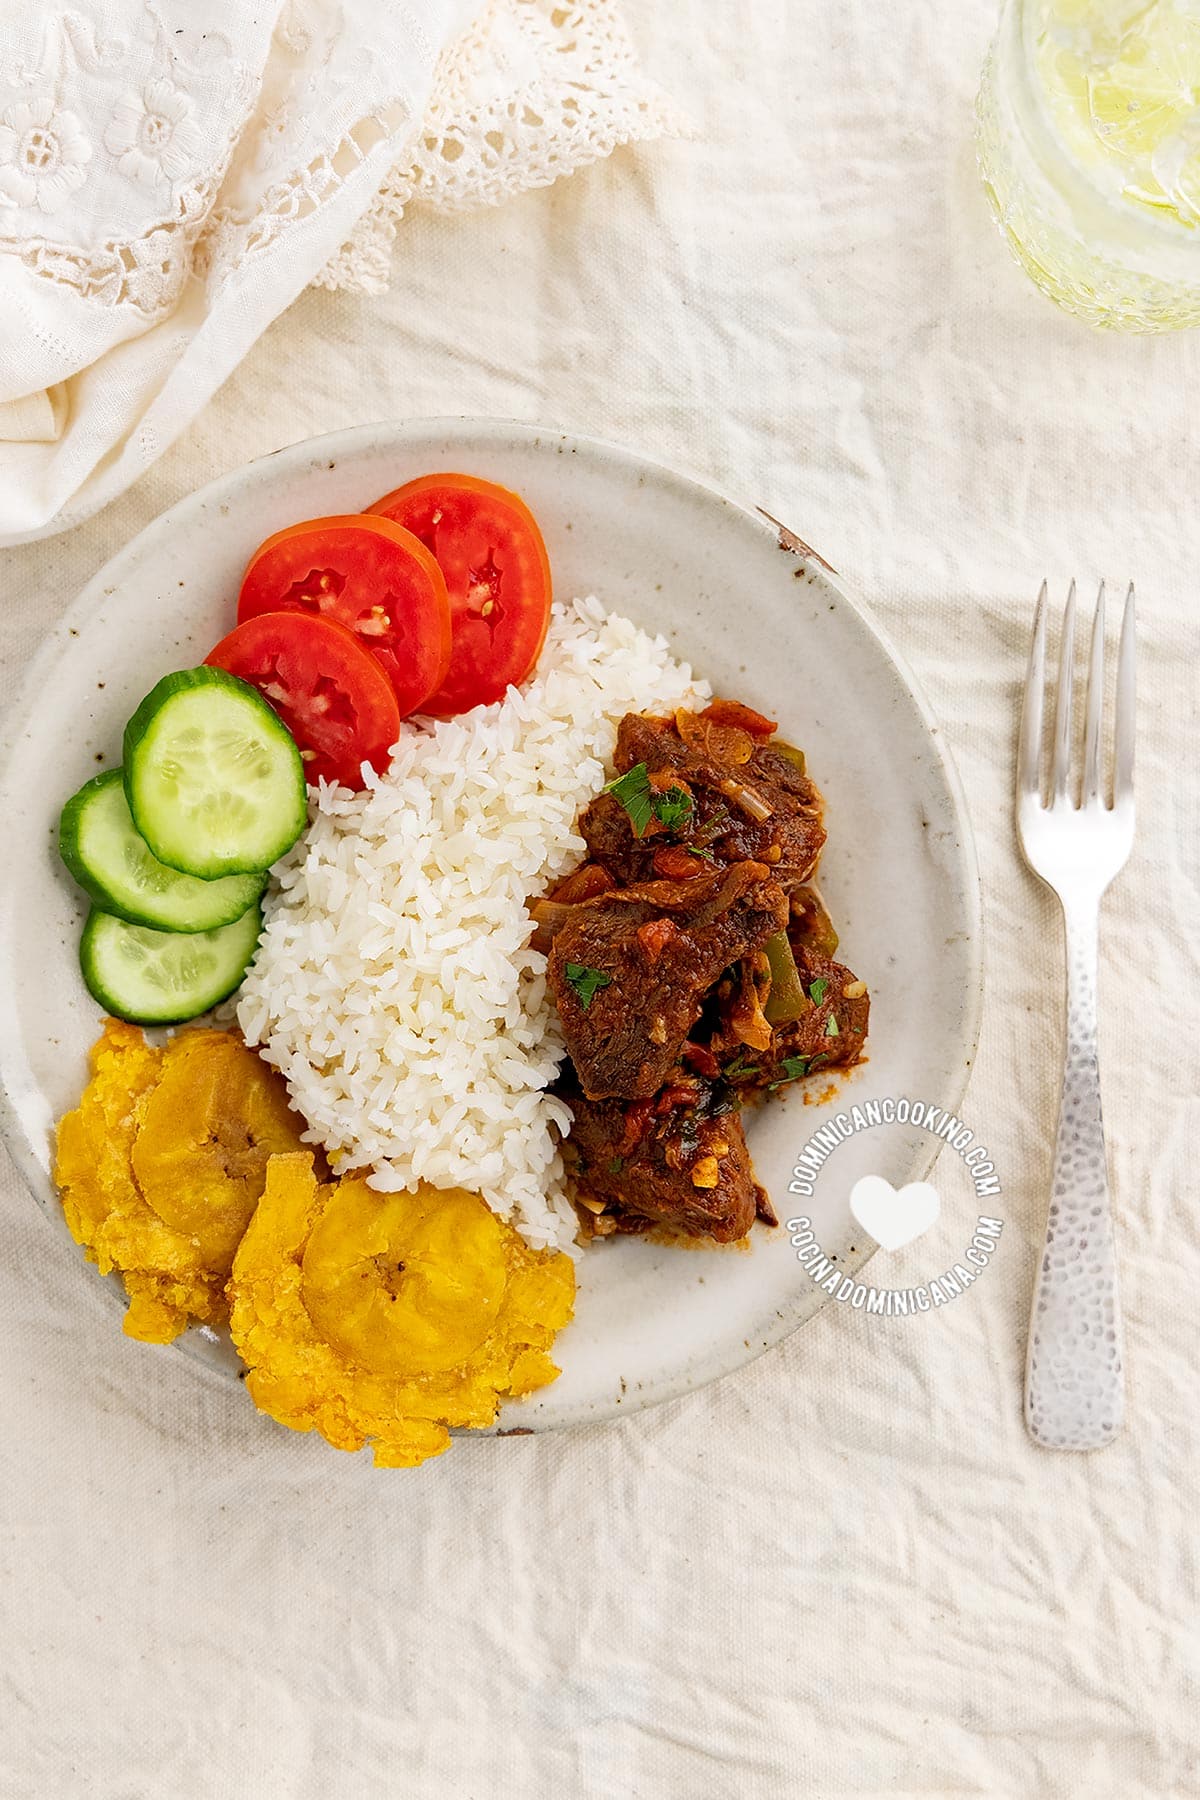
[771,944,870,1072]
[561,1074,766,1242]
[710,943,870,1098]
[579,710,826,891]
[716,741,827,880]
[547,861,788,1101]
[575,789,641,872]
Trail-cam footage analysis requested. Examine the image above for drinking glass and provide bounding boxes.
[977,0,1200,330]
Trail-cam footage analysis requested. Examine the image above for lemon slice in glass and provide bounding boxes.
[1033,0,1200,223]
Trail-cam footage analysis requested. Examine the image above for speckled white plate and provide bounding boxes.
[0,420,982,1431]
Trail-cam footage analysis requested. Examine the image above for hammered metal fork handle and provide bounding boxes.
[1025,902,1125,1450]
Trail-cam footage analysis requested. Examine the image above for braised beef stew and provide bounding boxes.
[534,700,869,1244]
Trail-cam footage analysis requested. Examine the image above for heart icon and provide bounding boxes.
[849,1175,940,1251]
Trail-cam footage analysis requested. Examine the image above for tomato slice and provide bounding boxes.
[367,474,552,717]
[237,515,451,718]
[206,612,401,791]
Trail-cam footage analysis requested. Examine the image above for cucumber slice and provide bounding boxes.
[79,905,263,1024]
[60,770,266,932]
[124,667,306,878]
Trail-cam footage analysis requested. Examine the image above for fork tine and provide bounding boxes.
[1083,580,1106,803]
[1114,582,1136,803]
[1053,578,1077,802]
[1019,579,1048,799]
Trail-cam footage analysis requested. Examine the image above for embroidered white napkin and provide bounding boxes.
[0,0,683,546]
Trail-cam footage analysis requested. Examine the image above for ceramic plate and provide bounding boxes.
[0,420,982,1429]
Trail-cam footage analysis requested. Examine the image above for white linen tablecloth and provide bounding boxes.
[2,2,1197,1794]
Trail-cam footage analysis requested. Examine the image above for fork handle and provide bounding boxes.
[1024,902,1125,1450]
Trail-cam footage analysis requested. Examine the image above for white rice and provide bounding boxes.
[237,597,709,1252]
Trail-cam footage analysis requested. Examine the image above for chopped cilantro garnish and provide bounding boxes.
[768,1055,811,1090]
[808,977,830,1005]
[603,762,654,837]
[651,785,693,833]
[604,767,694,837]
[823,1016,840,1037]
[563,962,613,1009]
[807,1052,831,1070]
[686,845,716,860]
[724,1051,760,1081]
[606,1157,625,1175]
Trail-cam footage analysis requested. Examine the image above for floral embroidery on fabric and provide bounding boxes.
[0,8,249,317]
[0,0,682,546]
[0,2,682,311]
[0,96,92,215]
[0,174,217,313]
[104,80,203,188]
[274,0,344,62]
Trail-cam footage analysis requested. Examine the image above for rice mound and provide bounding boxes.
[237,598,709,1252]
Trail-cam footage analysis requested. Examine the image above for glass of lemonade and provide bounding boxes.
[977,0,1200,329]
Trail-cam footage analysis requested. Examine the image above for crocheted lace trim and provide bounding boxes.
[315,0,690,296]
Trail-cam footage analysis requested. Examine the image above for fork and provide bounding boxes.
[1017,579,1136,1451]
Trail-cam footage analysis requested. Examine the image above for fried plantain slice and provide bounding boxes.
[55,1021,223,1341]
[54,1020,307,1343]
[301,1184,509,1376]
[229,1155,575,1467]
[131,1028,310,1271]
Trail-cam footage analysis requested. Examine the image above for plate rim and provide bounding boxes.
[0,416,984,1428]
